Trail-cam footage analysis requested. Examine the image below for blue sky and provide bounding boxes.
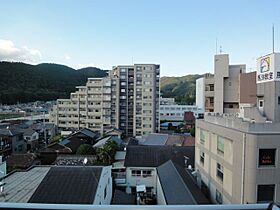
[0,0,279,76]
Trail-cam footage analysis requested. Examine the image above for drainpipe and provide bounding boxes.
[241,133,246,203]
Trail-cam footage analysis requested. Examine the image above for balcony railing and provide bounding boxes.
[0,203,278,210]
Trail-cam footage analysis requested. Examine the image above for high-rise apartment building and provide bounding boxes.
[50,64,160,137]
[195,53,280,204]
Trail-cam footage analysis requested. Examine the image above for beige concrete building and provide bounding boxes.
[195,53,280,204]
[50,64,160,137]
[196,54,249,113]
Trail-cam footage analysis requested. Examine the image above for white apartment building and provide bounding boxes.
[195,53,280,204]
[50,64,160,137]
[160,104,203,121]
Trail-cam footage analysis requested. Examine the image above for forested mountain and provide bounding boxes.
[0,62,108,104]
[160,74,203,104]
[0,61,202,105]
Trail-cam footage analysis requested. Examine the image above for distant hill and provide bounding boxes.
[0,61,203,105]
[0,62,108,104]
[160,74,203,104]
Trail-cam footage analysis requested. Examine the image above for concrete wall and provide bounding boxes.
[196,77,205,111]
[94,166,112,205]
[240,72,257,104]
[156,176,166,205]
[257,81,280,122]
[214,54,229,113]
[196,118,280,204]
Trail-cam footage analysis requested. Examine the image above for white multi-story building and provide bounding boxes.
[50,64,160,137]
[160,104,203,121]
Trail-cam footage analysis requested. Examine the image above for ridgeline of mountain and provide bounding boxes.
[0,62,108,104]
[0,61,203,105]
[160,74,203,104]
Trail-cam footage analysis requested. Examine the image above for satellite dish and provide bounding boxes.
[83,157,88,165]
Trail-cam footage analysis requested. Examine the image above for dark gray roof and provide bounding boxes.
[140,133,168,145]
[78,128,98,138]
[173,163,211,204]
[157,160,196,204]
[0,128,23,136]
[28,166,102,204]
[157,160,210,205]
[124,145,194,168]
[23,128,37,136]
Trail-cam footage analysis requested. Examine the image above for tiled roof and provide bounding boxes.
[124,145,194,168]
[28,166,103,204]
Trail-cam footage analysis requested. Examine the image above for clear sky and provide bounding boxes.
[0,0,279,76]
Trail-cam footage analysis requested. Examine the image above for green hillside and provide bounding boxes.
[160,74,203,104]
[0,61,203,105]
[0,62,108,104]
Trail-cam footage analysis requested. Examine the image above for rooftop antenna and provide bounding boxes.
[219,45,223,54]
[272,24,275,53]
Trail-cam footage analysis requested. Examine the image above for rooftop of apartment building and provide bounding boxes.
[201,112,280,134]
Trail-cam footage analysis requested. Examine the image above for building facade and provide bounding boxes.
[196,54,249,113]
[160,104,203,121]
[50,64,160,137]
[195,53,280,204]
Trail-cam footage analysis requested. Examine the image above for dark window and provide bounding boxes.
[259,149,276,167]
[278,96,280,105]
[257,185,275,203]
[216,163,223,181]
[259,100,263,107]
[200,152,205,165]
[104,186,107,199]
[216,189,223,204]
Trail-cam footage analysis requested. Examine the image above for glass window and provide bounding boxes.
[131,170,141,177]
[216,189,223,204]
[200,151,205,165]
[258,149,276,167]
[257,185,275,203]
[217,136,225,155]
[216,163,223,181]
[200,129,205,145]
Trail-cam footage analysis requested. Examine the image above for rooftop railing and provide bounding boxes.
[0,203,279,210]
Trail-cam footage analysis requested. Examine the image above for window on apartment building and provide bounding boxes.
[121,89,126,93]
[200,151,205,165]
[216,189,223,204]
[131,170,141,177]
[200,129,206,145]
[278,96,280,105]
[258,149,276,167]
[142,170,152,177]
[257,185,275,203]
[259,100,264,108]
[217,137,225,155]
[277,72,280,78]
[216,163,223,181]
